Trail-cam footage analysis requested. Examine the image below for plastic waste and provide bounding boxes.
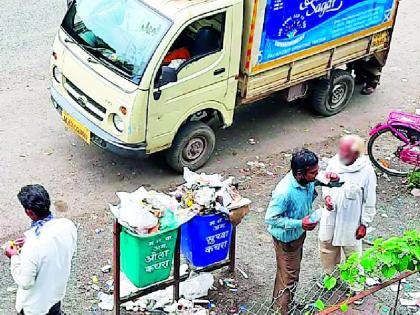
[159,209,178,231]
[98,292,114,311]
[114,193,158,232]
[180,273,215,300]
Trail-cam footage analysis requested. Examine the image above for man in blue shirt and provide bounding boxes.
[265,149,324,314]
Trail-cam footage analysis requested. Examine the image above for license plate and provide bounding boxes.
[372,31,389,47]
[62,111,91,144]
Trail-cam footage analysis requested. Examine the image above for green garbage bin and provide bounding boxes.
[120,227,178,288]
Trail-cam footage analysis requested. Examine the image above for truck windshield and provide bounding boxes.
[62,0,172,84]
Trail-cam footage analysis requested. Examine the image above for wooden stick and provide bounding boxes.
[318,271,417,314]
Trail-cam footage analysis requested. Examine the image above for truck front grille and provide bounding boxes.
[64,78,106,121]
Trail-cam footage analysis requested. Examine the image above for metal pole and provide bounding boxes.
[229,226,237,272]
[113,220,121,315]
[392,280,402,315]
[173,227,181,301]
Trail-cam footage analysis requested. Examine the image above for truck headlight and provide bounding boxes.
[113,114,125,132]
[52,66,62,83]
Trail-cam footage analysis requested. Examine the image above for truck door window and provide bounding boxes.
[156,12,225,85]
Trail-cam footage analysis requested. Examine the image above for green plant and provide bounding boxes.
[314,299,325,311]
[321,230,420,313]
[407,170,420,189]
[323,275,337,290]
[340,230,419,286]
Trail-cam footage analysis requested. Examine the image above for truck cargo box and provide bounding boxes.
[240,0,398,101]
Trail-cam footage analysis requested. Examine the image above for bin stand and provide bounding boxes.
[113,219,237,315]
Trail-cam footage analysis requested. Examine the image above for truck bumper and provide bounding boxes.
[50,86,147,159]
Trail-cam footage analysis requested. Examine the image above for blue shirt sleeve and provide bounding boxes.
[265,193,302,229]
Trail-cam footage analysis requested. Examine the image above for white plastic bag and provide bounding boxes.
[180,273,214,300]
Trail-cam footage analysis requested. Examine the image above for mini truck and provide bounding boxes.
[50,0,400,172]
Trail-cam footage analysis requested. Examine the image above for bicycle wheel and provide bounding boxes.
[368,126,420,176]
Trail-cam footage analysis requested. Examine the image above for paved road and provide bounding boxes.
[1,0,419,238]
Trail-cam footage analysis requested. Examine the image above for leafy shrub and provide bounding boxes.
[408,171,420,189]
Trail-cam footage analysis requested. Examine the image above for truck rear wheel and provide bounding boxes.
[312,69,355,116]
[165,121,216,173]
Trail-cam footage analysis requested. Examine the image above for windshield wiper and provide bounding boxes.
[64,37,111,53]
[64,37,132,79]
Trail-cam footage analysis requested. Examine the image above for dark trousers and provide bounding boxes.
[272,233,306,315]
[352,59,382,89]
[20,301,62,315]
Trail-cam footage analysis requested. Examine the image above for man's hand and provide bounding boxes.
[325,196,334,211]
[5,243,19,258]
[356,224,367,240]
[302,216,317,231]
[325,172,340,182]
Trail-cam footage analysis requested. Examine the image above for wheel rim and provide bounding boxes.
[182,136,207,162]
[369,128,419,175]
[328,83,348,109]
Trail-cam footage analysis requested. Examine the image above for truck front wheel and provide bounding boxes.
[165,121,216,173]
[312,69,355,116]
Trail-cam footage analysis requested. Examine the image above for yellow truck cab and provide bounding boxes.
[50,0,399,172]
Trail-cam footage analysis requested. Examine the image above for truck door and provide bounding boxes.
[146,9,232,151]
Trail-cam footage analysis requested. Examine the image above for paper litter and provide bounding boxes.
[98,292,114,311]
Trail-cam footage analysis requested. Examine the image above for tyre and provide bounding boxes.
[165,121,216,173]
[312,69,355,116]
[368,126,420,176]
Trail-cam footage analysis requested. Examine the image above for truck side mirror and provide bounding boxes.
[159,66,178,87]
[154,66,178,100]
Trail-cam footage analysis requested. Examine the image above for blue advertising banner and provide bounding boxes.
[259,0,394,64]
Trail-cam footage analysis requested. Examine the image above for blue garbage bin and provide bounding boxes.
[181,213,232,267]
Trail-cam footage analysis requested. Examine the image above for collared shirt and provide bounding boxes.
[265,172,316,243]
[10,218,77,315]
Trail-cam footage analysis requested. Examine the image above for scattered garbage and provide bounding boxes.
[408,292,420,299]
[98,292,114,311]
[105,279,114,292]
[181,273,214,300]
[101,264,112,273]
[119,273,215,314]
[400,297,419,306]
[248,138,256,145]
[95,228,104,234]
[91,275,99,284]
[236,266,249,279]
[411,188,420,197]
[366,277,379,286]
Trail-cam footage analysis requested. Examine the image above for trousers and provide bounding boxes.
[19,301,62,315]
[319,240,363,274]
[272,233,306,315]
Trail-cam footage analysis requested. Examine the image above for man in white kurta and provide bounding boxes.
[319,135,377,275]
[5,185,77,315]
